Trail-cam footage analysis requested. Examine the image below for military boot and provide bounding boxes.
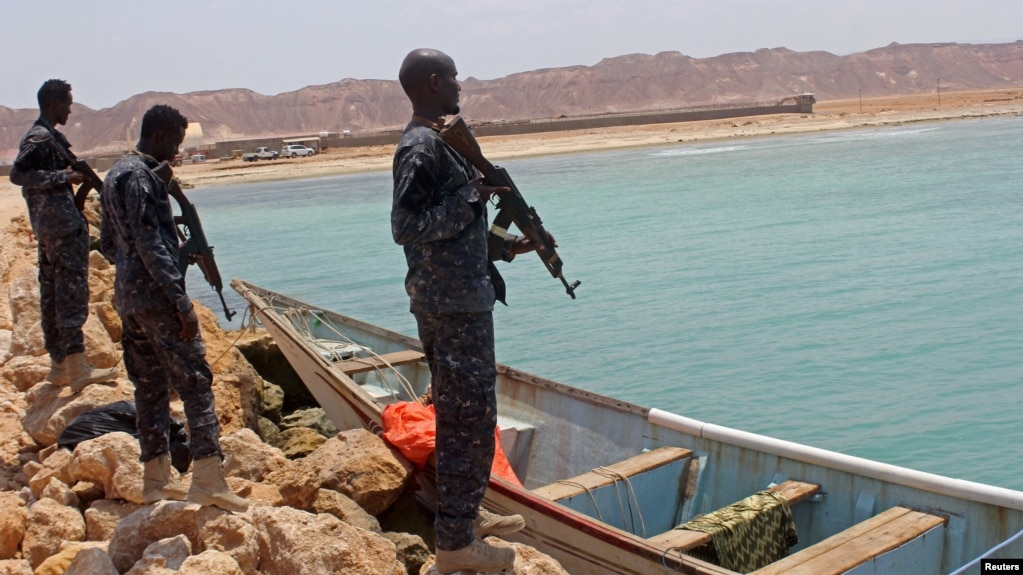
[434,537,515,574]
[187,456,249,513]
[473,506,525,538]
[46,357,68,386]
[142,453,189,504]
[64,353,118,393]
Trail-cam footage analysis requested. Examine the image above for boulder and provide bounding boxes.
[66,432,144,504]
[23,498,86,568]
[0,491,27,560]
[107,501,200,573]
[277,427,326,459]
[7,270,44,358]
[62,546,119,575]
[0,559,32,575]
[301,429,414,515]
[0,355,48,393]
[309,488,381,533]
[278,407,338,437]
[178,550,244,575]
[85,499,144,542]
[124,535,191,574]
[197,505,260,574]
[22,379,135,447]
[253,506,405,575]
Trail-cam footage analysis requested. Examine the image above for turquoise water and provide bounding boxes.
[190,115,1023,491]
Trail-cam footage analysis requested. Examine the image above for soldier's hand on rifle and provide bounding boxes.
[178,308,200,341]
[468,177,509,204]
[65,168,85,185]
[511,231,557,256]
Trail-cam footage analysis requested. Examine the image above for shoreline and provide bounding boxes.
[2,88,1021,226]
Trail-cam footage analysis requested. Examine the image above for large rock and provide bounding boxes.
[383,531,430,575]
[32,542,107,575]
[196,506,260,574]
[90,301,121,344]
[27,448,74,500]
[253,506,404,575]
[0,355,48,392]
[107,501,200,573]
[0,559,32,575]
[0,403,33,491]
[221,428,292,483]
[177,550,243,575]
[62,546,119,575]
[7,270,44,358]
[67,432,144,504]
[85,499,144,541]
[211,373,258,435]
[81,313,119,371]
[277,427,326,459]
[124,535,191,574]
[309,488,381,533]
[301,429,414,515]
[0,491,27,559]
[278,407,338,437]
[22,498,86,568]
[21,379,135,447]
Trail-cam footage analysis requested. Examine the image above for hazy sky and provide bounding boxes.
[2,0,1020,110]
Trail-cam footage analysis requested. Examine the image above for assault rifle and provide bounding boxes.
[153,161,236,321]
[42,136,104,211]
[440,116,580,299]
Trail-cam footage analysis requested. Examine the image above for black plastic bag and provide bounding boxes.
[57,400,192,473]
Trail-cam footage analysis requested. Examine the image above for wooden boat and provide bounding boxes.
[233,278,1023,575]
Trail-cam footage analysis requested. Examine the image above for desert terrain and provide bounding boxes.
[2,88,1022,227]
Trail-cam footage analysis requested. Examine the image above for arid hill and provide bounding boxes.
[1,41,1021,160]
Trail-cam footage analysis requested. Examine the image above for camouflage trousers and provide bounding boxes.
[415,311,498,551]
[35,222,89,363]
[121,307,222,463]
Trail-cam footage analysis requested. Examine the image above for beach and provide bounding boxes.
[2,88,1021,227]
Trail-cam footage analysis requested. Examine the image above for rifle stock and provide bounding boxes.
[153,162,236,321]
[440,116,580,299]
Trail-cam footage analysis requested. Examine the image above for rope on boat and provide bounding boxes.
[278,303,419,400]
[553,480,606,523]
[947,526,1023,575]
[593,466,648,538]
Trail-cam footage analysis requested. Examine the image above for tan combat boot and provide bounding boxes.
[434,537,515,574]
[187,456,248,513]
[142,453,189,504]
[64,353,118,393]
[46,357,68,386]
[473,506,525,538]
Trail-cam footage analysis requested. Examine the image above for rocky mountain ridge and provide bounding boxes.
[1,41,1021,159]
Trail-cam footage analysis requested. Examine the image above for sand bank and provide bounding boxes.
[2,88,1021,228]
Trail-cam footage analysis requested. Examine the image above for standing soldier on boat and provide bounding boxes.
[100,104,247,513]
[9,79,118,393]
[392,48,547,574]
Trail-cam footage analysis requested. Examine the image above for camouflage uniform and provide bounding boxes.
[9,119,90,363]
[100,153,222,462]
[392,120,515,551]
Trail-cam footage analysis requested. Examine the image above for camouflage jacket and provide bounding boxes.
[9,118,84,233]
[100,154,193,316]
[392,121,512,314]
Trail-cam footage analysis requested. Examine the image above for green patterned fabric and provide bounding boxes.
[678,490,798,573]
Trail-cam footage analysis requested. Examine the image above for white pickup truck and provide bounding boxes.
[281,144,316,158]
[242,147,279,161]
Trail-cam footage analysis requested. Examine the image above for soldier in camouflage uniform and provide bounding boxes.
[9,79,117,392]
[100,104,246,513]
[392,49,546,575]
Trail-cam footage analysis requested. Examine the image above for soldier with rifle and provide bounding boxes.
[393,48,569,575]
[100,104,247,513]
[9,79,118,392]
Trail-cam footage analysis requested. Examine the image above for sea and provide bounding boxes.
[187,115,1023,492]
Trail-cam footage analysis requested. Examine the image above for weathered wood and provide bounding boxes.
[532,446,692,501]
[333,349,425,375]
[752,505,946,575]
[645,480,821,551]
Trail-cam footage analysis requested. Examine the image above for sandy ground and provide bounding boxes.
[2,88,1021,228]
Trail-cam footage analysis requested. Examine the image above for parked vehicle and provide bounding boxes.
[234,278,1023,575]
[242,147,279,162]
[189,153,207,162]
[281,144,316,158]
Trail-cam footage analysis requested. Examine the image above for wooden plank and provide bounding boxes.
[333,350,425,375]
[752,506,946,575]
[532,446,692,502]
[646,480,821,552]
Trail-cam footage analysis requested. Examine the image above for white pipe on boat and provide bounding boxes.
[648,408,1023,511]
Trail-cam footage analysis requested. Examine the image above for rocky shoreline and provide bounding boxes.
[0,200,567,574]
